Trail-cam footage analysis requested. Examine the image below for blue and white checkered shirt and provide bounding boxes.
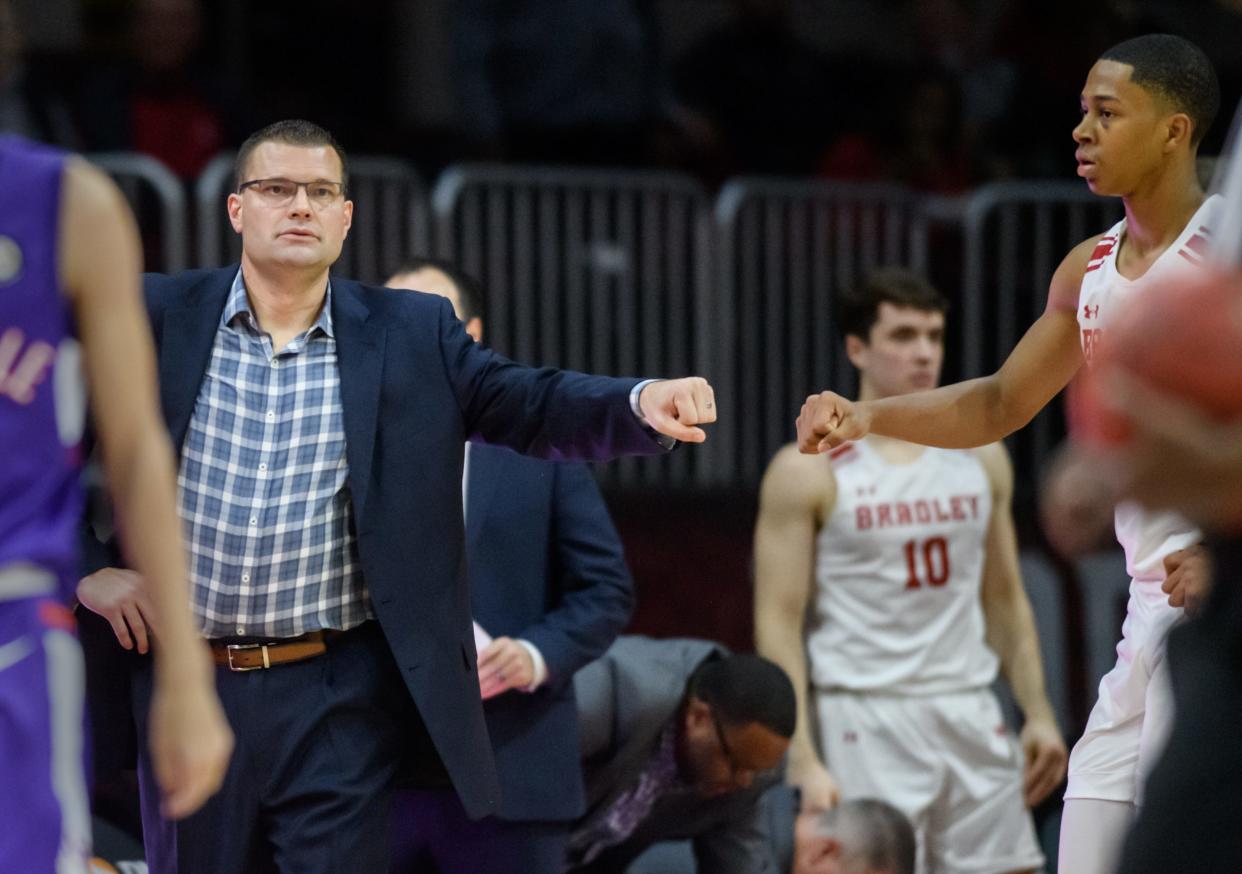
[175,271,372,639]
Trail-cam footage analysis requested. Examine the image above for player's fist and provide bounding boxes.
[797,392,869,453]
[638,377,717,443]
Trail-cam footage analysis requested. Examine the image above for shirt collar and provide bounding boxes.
[222,268,336,339]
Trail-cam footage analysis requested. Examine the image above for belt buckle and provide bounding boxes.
[225,642,271,671]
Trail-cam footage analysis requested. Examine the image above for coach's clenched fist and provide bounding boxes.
[797,391,871,453]
[638,377,717,443]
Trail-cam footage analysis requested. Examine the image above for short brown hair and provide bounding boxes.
[233,119,349,192]
[836,268,949,342]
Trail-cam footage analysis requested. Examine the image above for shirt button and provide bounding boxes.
[258,463,267,471]
[266,411,275,420]
[236,625,245,636]
[241,573,250,583]
[271,360,280,368]
[249,517,258,526]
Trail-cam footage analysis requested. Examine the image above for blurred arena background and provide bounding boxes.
[6,1,1240,867]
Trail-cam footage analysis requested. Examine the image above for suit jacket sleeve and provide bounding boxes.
[574,646,617,763]
[518,461,634,690]
[435,295,666,461]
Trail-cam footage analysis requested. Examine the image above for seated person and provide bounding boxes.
[568,636,794,873]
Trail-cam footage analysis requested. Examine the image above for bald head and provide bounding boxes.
[794,800,915,874]
[386,260,484,343]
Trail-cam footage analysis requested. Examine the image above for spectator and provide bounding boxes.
[78,0,229,178]
[673,0,835,177]
[0,0,81,146]
[453,0,667,165]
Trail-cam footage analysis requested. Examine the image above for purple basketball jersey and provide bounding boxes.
[0,136,86,598]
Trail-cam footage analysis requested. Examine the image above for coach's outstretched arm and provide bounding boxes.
[797,241,1098,453]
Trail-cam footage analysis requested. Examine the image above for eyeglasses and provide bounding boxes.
[238,178,345,208]
[710,710,750,781]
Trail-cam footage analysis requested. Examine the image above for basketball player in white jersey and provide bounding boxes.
[756,268,1066,874]
[794,34,1221,874]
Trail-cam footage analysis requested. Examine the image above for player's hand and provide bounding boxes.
[76,567,155,653]
[638,377,717,443]
[788,759,840,812]
[796,392,870,454]
[477,636,536,699]
[1162,544,1214,617]
[1019,717,1067,807]
[148,647,233,819]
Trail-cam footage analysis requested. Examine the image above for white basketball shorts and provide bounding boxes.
[1066,579,1181,804]
[816,687,1044,874]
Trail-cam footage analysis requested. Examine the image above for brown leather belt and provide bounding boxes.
[210,630,340,672]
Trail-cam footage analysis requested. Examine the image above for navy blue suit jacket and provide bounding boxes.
[143,266,664,818]
[467,445,633,822]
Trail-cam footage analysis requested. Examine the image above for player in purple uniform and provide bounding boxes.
[0,135,232,871]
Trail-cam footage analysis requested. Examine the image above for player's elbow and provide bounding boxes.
[988,376,1042,440]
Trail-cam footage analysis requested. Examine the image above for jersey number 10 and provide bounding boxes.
[903,537,950,589]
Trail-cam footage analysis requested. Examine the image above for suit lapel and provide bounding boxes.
[160,271,233,453]
[332,278,386,524]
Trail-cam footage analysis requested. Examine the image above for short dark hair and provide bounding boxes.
[687,653,795,737]
[836,267,949,341]
[234,119,349,192]
[1099,34,1220,146]
[817,799,916,874]
[392,257,486,323]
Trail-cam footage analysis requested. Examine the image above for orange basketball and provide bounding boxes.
[1072,267,1242,447]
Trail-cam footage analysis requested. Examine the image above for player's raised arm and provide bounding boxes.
[796,239,1098,454]
[61,158,232,818]
[754,445,839,811]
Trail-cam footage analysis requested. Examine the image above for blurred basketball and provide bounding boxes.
[1072,267,1242,446]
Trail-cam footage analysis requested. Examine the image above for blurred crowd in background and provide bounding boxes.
[5,0,1242,188]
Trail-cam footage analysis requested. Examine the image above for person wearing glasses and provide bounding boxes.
[567,636,794,873]
[74,118,719,874]
[754,269,1065,874]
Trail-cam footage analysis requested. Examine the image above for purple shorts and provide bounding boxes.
[0,596,90,872]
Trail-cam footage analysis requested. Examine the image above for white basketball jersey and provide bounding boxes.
[807,439,998,695]
[1077,195,1221,583]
